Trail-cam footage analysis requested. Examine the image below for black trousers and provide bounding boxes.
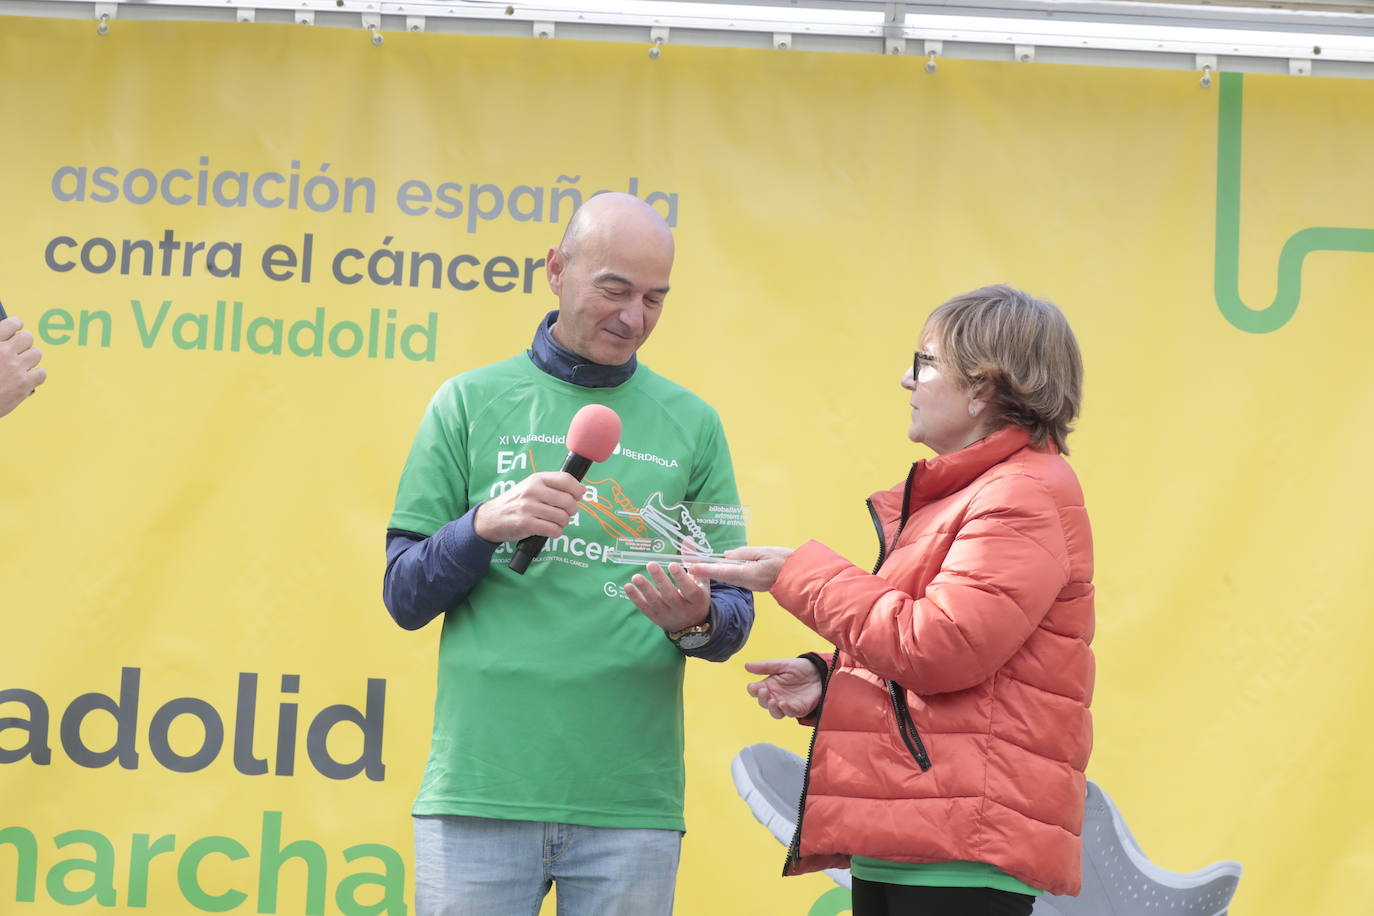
[850,877,1037,916]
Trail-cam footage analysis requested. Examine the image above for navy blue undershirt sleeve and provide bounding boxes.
[382,506,497,630]
[678,582,754,662]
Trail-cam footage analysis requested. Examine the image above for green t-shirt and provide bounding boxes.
[390,354,742,831]
[849,857,1043,896]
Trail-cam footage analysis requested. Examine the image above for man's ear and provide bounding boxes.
[545,246,566,296]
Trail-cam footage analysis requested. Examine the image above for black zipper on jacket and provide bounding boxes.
[784,481,922,873]
[868,469,934,769]
[881,467,933,771]
[887,680,932,771]
[782,648,838,875]
[866,498,890,574]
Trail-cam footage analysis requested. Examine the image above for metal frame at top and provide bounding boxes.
[4,0,1374,80]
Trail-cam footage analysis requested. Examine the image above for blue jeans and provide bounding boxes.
[413,815,682,916]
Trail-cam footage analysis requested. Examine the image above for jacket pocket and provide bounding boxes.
[886,681,932,771]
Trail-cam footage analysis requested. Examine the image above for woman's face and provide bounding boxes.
[901,339,986,455]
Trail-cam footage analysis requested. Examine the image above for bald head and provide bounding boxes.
[545,193,676,365]
[559,193,675,267]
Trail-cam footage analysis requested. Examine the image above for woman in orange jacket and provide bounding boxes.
[691,285,1094,916]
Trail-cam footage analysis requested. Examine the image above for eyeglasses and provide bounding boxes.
[913,350,937,379]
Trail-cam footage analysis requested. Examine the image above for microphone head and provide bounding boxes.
[566,404,621,463]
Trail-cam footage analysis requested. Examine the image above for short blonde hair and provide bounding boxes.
[925,284,1083,454]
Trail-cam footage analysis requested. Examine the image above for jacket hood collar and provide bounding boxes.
[911,426,1033,501]
[528,310,638,388]
[870,426,1034,524]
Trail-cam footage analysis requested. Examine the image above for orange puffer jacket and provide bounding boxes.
[771,426,1094,896]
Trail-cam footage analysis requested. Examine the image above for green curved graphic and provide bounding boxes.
[1215,71,1374,334]
[807,887,852,916]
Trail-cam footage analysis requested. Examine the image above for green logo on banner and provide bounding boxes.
[1215,71,1374,334]
[807,887,853,915]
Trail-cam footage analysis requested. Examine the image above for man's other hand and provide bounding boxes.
[625,561,711,634]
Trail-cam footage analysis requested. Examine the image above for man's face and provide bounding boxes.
[546,222,673,366]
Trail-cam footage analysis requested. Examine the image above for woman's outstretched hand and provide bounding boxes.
[744,658,822,719]
[688,546,793,592]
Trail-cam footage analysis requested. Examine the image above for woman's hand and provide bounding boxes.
[744,658,822,719]
[688,546,793,592]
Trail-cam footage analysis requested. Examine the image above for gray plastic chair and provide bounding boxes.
[730,743,1242,915]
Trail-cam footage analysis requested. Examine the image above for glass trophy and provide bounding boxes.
[604,492,748,566]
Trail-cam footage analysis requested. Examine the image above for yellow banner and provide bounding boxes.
[3,14,1373,916]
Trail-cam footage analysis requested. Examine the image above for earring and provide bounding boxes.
[968,404,977,417]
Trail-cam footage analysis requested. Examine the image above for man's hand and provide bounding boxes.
[625,561,711,634]
[0,317,46,418]
[688,545,793,592]
[744,658,823,719]
[473,471,585,543]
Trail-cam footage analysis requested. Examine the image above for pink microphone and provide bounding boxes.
[509,404,622,574]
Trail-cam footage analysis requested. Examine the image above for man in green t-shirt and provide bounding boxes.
[384,193,754,915]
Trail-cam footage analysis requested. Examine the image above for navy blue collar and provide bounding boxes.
[528,310,638,388]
